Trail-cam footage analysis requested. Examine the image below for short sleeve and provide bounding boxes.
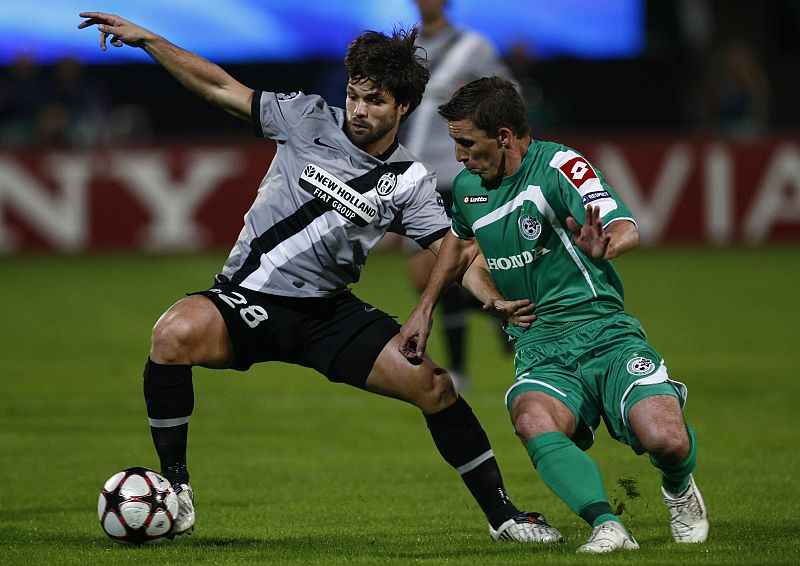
[251,90,316,143]
[549,148,636,227]
[449,176,475,239]
[389,167,451,248]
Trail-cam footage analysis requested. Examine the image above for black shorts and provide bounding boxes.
[193,281,400,388]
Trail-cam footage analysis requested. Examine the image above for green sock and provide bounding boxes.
[650,424,697,494]
[526,431,621,527]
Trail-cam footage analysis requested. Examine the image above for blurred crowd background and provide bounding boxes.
[1,0,798,147]
[1,0,798,254]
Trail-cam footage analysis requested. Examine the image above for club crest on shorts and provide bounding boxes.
[518,215,542,241]
[626,356,656,376]
[375,172,397,196]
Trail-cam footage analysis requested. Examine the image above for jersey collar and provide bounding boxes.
[496,139,539,187]
[374,137,400,162]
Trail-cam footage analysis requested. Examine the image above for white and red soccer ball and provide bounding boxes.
[97,467,178,545]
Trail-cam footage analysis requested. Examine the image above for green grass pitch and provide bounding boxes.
[1,246,798,564]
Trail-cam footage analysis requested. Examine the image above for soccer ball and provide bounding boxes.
[97,467,179,545]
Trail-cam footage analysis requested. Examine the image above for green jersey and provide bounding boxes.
[450,140,636,344]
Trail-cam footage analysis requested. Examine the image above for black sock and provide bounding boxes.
[152,428,190,485]
[143,358,193,484]
[425,397,519,528]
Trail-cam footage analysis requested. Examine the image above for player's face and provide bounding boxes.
[345,79,408,155]
[447,119,505,180]
[415,0,447,21]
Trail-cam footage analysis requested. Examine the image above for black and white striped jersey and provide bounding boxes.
[219,90,450,297]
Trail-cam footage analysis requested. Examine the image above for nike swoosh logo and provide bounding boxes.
[365,306,377,312]
[314,137,338,151]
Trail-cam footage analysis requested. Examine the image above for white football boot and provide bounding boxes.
[576,520,639,553]
[662,475,709,543]
[171,483,195,536]
[489,512,563,543]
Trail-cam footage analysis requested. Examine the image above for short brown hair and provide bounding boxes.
[438,76,530,138]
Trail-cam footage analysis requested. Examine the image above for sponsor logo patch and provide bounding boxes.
[276,91,300,101]
[463,195,489,204]
[559,156,598,189]
[486,247,550,270]
[626,356,656,376]
[299,163,377,226]
[518,215,542,241]
[313,137,338,151]
[581,190,611,205]
[375,172,397,196]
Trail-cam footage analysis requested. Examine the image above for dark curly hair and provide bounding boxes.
[344,27,430,123]
[438,76,530,138]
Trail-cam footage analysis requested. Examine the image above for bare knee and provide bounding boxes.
[364,336,458,414]
[628,395,689,463]
[643,427,690,463]
[511,392,576,443]
[369,362,457,414]
[150,296,231,367]
[512,412,544,442]
[151,313,195,364]
[413,366,458,414]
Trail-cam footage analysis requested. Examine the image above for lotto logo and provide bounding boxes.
[464,195,489,204]
[571,161,589,179]
[559,156,597,188]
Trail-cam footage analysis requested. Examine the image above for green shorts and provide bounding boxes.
[505,312,687,453]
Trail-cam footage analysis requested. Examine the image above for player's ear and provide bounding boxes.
[397,100,410,119]
[498,127,513,147]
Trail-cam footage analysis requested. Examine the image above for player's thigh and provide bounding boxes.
[364,334,457,414]
[595,315,687,453]
[509,339,601,449]
[151,294,233,368]
[195,284,317,372]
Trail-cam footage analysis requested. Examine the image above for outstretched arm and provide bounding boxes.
[78,12,253,120]
[398,232,535,364]
[398,232,469,364]
[566,205,639,259]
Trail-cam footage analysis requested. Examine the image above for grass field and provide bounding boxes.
[1,246,799,565]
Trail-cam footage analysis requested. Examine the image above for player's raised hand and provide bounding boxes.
[398,307,434,365]
[78,12,156,51]
[566,205,610,259]
[483,298,536,328]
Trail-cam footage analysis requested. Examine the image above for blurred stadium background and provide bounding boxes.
[1,1,799,563]
[1,0,799,251]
